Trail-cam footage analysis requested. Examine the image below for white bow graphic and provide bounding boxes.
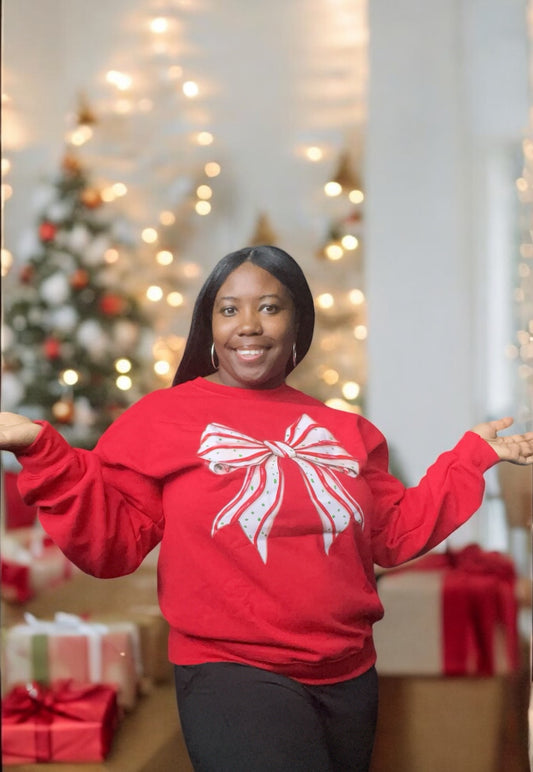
[198,413,364,562]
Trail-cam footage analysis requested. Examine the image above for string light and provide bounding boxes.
[150,17,169,34]
[156,250,174,266]
[204,162,221,177]
[1,248,13,276]
[195,200,211,215]
[146,285,164,301]
[183,81,199,98]
[115,358,132,373]
[142,227,158,244]
[196,184,212,199]
[106,70,132,91]
[196,131,213,146]
[60,369,79,386]
[316,293,334,309]
[116,375,132,391]
[305,146,323,162]
[167,291,184,307]
[159,210,175,225]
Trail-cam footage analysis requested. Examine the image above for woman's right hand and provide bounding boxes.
[0,412,42,451]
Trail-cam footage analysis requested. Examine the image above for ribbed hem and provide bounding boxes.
[167,628,377,685]
[456,431,500,471]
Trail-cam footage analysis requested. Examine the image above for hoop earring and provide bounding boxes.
[292,342,297,368]
[210,343,219,370]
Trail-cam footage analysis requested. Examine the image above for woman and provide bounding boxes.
[1,244,532,772]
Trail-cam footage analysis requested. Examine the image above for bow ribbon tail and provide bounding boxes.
[297,460,364,553]
[211,459,283,563]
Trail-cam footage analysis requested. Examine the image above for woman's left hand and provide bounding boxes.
[471,416,533,464]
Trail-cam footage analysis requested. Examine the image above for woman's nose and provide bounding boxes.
[237,309,262,335]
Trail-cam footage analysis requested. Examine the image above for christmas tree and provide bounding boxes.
[2,152,155,449]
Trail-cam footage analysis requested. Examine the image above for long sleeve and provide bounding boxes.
[15,419,165,578]
[362,426,500,567]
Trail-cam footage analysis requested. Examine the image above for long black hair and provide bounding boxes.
[172,245,315,386]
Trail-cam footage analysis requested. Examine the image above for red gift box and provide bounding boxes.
[2,680,119,765]
[1,529,76,604]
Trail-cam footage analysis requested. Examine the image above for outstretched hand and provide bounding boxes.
[471,417,533,465]
[0,412,41,452]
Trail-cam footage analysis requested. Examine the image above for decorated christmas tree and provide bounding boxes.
[2,152,155,449]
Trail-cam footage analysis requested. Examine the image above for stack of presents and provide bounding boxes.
[1,472,183,769]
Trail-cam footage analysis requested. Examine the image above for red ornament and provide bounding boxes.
[44,337,61,359]
[69,268,90,290]
[61,153,82,175]
[51,398,74,424]
[80,188,102,209]
[39,222,57,242]
[19,265,34,284]
[99,294,126,316]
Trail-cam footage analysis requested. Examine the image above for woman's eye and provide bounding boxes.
[221,306,237,316]
[261,304,279,313]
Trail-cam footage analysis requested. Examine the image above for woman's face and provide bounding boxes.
[210,261,297,389]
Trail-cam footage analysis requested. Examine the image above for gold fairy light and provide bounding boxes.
[150,17,169,33]
[106,70,132,91]
[196,184,212,199]
[348,289,365,305]
[354,325,368,340]
[196,131,213,145]
[341,235,358,250]
[167,292,184,307]
[142,227,158,244]
[183,81,199,98]
[154,360,171,376]
[342,381,360,400]
[60,369,79,386]
[316,293,334,309]
[159,210,175,225]
[195,200,211,215]
[105,248,119,264]
[115,358,132,374]
[306,146,323,162]
[324,243,344,261]
[147,285,164,301]
[324,181,342,197]
[2,158,11,175]
[322,369,339,385]
[156,250,174,266]
[204,162,221,177]
[116,375,132,391]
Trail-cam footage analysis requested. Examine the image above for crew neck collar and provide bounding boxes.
[191,377,295,400]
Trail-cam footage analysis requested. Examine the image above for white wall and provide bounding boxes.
[366,1,528,493]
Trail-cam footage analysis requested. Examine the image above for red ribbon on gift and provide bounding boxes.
[2,680,118,763]
[384,544,520,676]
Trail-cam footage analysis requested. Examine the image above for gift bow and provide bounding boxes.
[198,413,364,562]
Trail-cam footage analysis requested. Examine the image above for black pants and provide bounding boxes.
[174,662,378,772]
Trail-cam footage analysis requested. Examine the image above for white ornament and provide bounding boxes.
[84,234,110,266]
[46,201,72,223]
[40,272,71,306]
[68,224,90,252]
[50,306,78,332]
[77,319,108,357]
[114,320,139,348]
[1,372,25,410]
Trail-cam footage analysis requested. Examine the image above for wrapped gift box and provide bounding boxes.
[3,612,143,710]
[12,566,173,685]
[1,528,77,604]
[2,680,118,765]
[373,544,519,676]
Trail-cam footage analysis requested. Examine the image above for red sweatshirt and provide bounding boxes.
[16,377,499,684]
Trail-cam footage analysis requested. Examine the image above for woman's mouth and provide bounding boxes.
[235,347,266,361]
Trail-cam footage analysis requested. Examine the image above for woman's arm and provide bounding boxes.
[363,418,533,568]
[0,412,164,578]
